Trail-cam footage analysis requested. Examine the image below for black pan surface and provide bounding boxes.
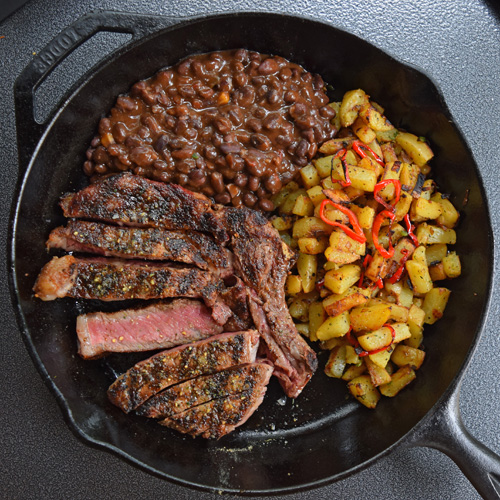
[9,10,495,495]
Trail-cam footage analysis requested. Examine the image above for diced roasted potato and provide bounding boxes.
[322,287,370,317]
[350,303,392,332]
[422,287,451,324]
[442,251,461,278]
[359,102,395,132]
[280,188,307,215]
[272,215,294,231]
[271,181,299,209]
[307,184,327,205]
[379,365,416,397]
[357,325,393,352]
[319,137,355,155]
[285,274,302,295]
[297,253,317,293]
[324,264,361,295]
[365,356,392,387]
[410,198,444,222]
[395,132,434,166]
[325,345,347,378]
[292,194,314,217]
[347,374,381,409]
[352,116,377,143]
[288,297,309,323]
[388,305,410,323]
[298,236,329,255]
[349,204,376,229]
[345,344,360,365]
[406,260,433,294]
[342,363,367,381]
[429,262,447,281]
[300,164,321,189]
[425,243,448,265]
[416,223,457,245]
[293,216,334,239]
[339,89,369,127]
[308,301,326,342]
[295,323,310,337]
[368,347,392,368]
[391,344,426,370]
[432,193,460,228]
[316,311,351,340]
[329,229,366,255]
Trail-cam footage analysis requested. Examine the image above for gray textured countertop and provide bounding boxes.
[1,0,499,499]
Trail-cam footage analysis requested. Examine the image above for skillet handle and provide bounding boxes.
[13,10,180,172]
[409,385,500,499]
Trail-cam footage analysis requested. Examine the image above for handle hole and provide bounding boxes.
[34,31,133,124]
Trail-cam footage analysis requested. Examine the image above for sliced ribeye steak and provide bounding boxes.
[107,330,260,413]
[76,299,224,359]
[136,361,273,419]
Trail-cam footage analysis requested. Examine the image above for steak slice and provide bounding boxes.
[221,207,318,398]
[136,361,273,419]
[60,172,228,243]
[107,330,260,413]
[47,220,232,276]
[76,299,224,360]
[158,379,270,439]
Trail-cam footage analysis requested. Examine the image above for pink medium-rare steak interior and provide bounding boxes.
[76,299,224,359]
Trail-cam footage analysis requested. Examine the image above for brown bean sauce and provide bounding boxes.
[84,49,337,211]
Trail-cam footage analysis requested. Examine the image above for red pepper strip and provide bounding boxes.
[388,248,411,284]
[345,327,359,348]
[330,148,351,187]
[372,209,396,259]
[352,140,385,167]
[376,278,384,289]
[404,213,419,246]
[319,199,367,243]
[315,278,325,292]
[358,324,396,357]
[358,254,373,287]
[373,179,402,212]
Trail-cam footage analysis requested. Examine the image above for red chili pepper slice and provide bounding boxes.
[330,148,351,187]
[388,248,411,284]
[352,140,385,167]
[372,209,396,259]
[376,277,384,289]
[358,324,396,357]
[404,213,419,246]
[319,199,367,243]
[373,179,402,212]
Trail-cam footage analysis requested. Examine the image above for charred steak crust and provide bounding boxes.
[136,361,273,419]
[107,330,260,413]
[60,173,228,243]
[47,220,232,274]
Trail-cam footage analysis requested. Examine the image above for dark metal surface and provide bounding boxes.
[1,1,500,499]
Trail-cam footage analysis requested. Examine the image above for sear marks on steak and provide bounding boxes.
[220,206,317,398]
[136,361,273,419]
[60,172,228,243]
[47,220,233,276]
[158,377,270,439]
[76,299,224,360]
[108,330,260,413]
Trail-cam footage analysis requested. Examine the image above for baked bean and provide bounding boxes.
[259,198,275,211]
[87,49,335,209]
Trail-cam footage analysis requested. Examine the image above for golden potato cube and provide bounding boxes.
[339,89,369,127]
[416,223,457,245]
[344,165,378,192]
[395,132,434,166]
[350,303,392,332]
[432,193,460,228]
[300,164,321,189]
[324,247,360,265]
[429,262,447,281]
[399,162,420,192]
[285,274,302,296]
[288,297,309,322]
[329,229,366,255]
[345,344,360,365]
[365,356,392,387]
[391,344,426,370]
[298,236,328,255]
[410,198,444,222]
[349,204,376,229]
[352,117,377,143]
[389,305,410,323]
[422,287,451,324]
[425,243,448,265]
[406,260,433,294]
[342,363,367,381]
[405,323,424,348]
[359,103,394,132]
[412,245,427,265]
[308,301,326,342]
[329,101,341,131]
[347,374,381,409]
[271,215,294,231]
[316,311,351,340]
[408,304,426,328]
[307,184,327,206]
[295,323,310,337]
[325,345,347,379]
[392,322,412,343]
[364,251,389,282]
[297,253,317,294]
[379,365,416,397]
[358,325,393,352]
[313,155,334,178]
[322,288,369,317]
[280,188,307,215]
[442,251,461,278]
[376,129,399,143]
[393,191,413,223]
[319,337,346,350]
[319,137,355,155]
[271,181,299,209]
[292,194,315,217]
[293,216,334,239]
[324,264,361,295]
[280,232,298,249]
[368,347,392,368]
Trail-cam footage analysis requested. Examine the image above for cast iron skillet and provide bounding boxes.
[9,10,500,498]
